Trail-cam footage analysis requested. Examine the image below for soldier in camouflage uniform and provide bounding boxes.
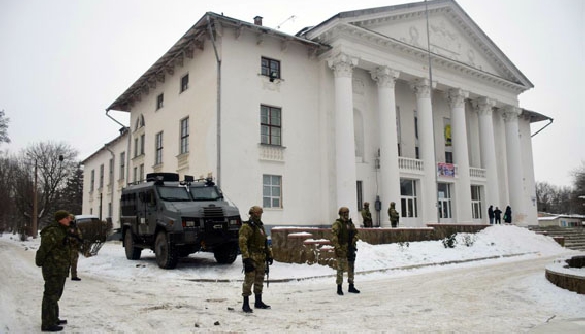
[239,206,273,313]
[68,214,83,281]
[361,202,373,227]
[332,207,360,295]
[35,210,72,332]
[388,202,400,228]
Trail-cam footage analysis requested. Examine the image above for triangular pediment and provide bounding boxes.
[307,0,532,89]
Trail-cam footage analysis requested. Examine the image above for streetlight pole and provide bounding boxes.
[32,159,38,238]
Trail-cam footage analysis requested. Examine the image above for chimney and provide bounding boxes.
[253,16,263,26]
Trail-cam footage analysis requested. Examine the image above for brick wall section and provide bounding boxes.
[271,224,491,264]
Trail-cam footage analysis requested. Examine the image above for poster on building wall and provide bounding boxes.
[444,118,451,146]
[437,162,455,177]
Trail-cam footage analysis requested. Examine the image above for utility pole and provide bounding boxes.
[32,160,38,238]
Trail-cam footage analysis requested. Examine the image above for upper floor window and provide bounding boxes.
[90,170,95,192]
[99,164,104,189]
[140,134,145,155]
[180,74,189,93]
[156,93,164,110]
[261,57,280,80]
[119,152,125,180]
[261,105,281,146]
[180,117,189,154]
[108,158,114,185]
[134,114,145,130]
[155,131,164,164]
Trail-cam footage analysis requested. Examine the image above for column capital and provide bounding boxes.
[410,78,436,98]
[371,66,400,88]
[445,88,469,109]
[473,96,496,116]
[502,106,522,122]
[327,52,359,78]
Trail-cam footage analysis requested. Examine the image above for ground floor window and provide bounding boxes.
[263,174,282,208]
[471,185,482,219]
[400,179,418,217]
[438,182,452,219]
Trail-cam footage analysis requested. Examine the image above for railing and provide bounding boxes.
[259,144,284,162]
[469,167,486,179]
[398,157,424,173]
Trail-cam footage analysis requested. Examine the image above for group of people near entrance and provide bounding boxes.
[488,205,512,224]
[361,202,400,228]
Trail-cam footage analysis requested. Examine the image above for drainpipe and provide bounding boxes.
[104,144,115,221]
[106,109,131,182]
[207,14,222,187]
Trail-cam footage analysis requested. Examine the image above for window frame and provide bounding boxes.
[119,152,125,180]
[180,117,189,154]
[263,174,282,209]
[261,57,280,79]
[180,74,189,93]
[155,131,164,164]
[156,93,164,110]
[260,105,282,146]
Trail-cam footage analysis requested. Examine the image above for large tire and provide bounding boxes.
[124,229,142,260]
[155,231,178,269]
[214,243,238,264]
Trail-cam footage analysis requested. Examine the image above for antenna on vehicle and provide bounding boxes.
[277,15,297,29]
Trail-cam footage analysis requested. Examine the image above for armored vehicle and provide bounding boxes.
[120,173,241,269]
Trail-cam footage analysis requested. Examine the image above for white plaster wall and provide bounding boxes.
[520,117,538,224]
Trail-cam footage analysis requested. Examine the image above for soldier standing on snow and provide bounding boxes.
[239,206,273,313]
[68,214,83,281]
[332,207,360,295]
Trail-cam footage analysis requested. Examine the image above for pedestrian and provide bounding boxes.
[35,210,72,332]
[361,202,373,228]
[488,205,494,225]
[504,206,512,224]
[388,202,400,228]
[494,207,502,224]
[331,207,360,295]
[239,206,273,313]
[68,214,83,281]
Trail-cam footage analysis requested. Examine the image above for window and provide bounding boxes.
[134,138,139,157]
[99,164,104,189]
[134,114,144,130]
[437,182,452,219]
[471,185,482,219]
[139,163,144,182]
[90,170,95,192]
[156,93,164,110]
[155,131,164,164]
[140,134,145,155]
[108,158,114,185]
[445,152,453,163]
[261,105,281,145]
[263,174,282,208]
[108,202,112,217]
[119,152,125,180]
[133,167,138,183]
[180,117,189,154]
[261,57,280,80]
[180,74,189,92]
[356,181,363,212]
[400,179,418,218]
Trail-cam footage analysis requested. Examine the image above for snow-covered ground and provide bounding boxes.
[1,225,584,333]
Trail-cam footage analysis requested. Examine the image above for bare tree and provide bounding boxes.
[0,150,19,234]
[0,110,9,144]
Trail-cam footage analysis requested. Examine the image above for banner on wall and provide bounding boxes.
[437,162,455,177]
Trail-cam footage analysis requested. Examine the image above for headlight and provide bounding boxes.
[229,219,240,226]
[184,220,195,227]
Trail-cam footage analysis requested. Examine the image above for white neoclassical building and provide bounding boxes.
[82,0,550,229]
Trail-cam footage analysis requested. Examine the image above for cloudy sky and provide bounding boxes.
[0,0,583,187]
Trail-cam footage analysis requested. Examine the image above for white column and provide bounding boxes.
[502,106,525,224]
[371,67,400,226]
[446,88,472,223]
[328,53,359,216]
[411,79,437,225]
[474,97,500,217]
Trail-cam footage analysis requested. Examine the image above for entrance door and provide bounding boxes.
[438,182,452,223]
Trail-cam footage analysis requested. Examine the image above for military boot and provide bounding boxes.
[337,284,343,295]
[254,294,271,309]
[242,296,253,313]
[348,283,360,293]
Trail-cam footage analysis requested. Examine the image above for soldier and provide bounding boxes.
[361,202,373,228]
[35,210,72,332]
[331,207,360,295]
[68,214,83,281]
[388,202,400,228]
[239,206,273,313]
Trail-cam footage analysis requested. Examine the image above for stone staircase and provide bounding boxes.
[527,226,585,251]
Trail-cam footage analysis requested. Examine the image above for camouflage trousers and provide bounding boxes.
[41,275,67,328]
[336,257,355,285]
[242,259,266,297]
[70,251,79,278]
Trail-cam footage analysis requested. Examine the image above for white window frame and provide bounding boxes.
[263,174,282,208]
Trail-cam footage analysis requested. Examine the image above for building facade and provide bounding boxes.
[82,0,549,229]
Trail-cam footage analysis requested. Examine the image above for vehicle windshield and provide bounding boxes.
[156,186,192,202]
[189,186,222,201]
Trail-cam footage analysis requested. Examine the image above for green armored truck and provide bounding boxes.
[120,173,241,269]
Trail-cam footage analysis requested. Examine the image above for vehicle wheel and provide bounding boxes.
[214,243,238,264]
[124,229,142,260]
[155,231,178,269]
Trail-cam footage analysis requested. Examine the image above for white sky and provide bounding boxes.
[1,225,584,332]
[0,0,583,187]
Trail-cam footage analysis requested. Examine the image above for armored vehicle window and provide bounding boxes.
[190,186,221,201]
[157,186,191,202]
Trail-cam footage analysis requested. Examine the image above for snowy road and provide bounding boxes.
[1,235,583,333]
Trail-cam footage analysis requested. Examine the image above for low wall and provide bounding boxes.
[545,269,585,294]
[271,224,490,265]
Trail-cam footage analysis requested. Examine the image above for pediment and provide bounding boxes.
[307,0,532,89]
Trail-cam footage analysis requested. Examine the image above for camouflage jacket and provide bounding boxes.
[239,219,272,263]
[331,218,359,253]
[388,206,400,223]
[361,208,372,223]
[68,223,83,252]
[35,222,71,277]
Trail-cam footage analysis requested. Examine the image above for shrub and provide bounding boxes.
[442,233,457,248]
